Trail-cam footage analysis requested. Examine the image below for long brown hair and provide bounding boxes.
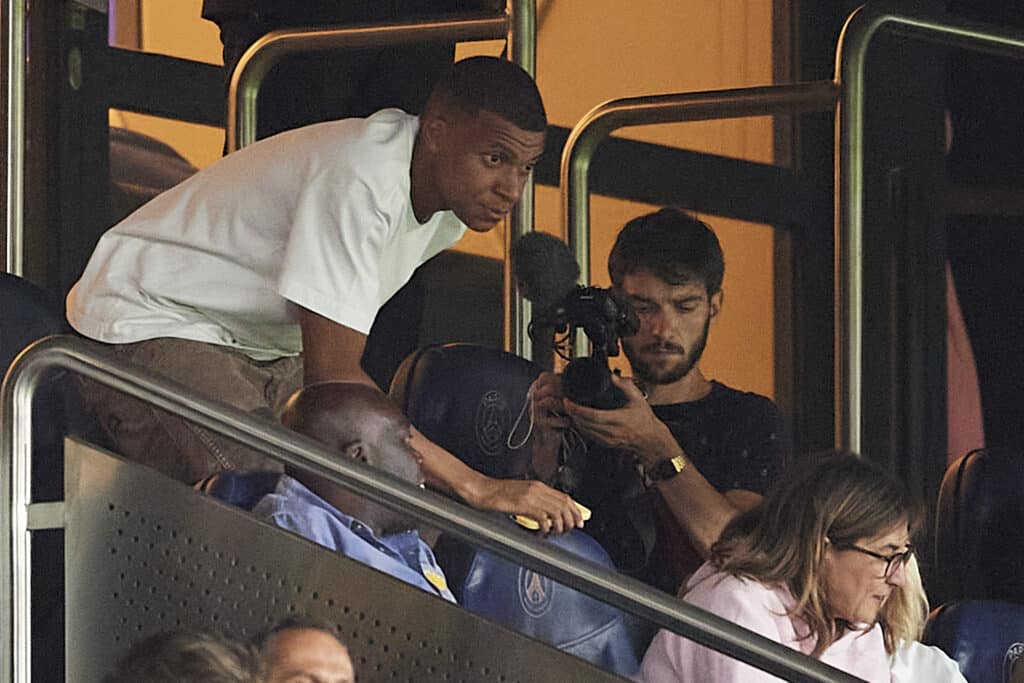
[705,452,922,656]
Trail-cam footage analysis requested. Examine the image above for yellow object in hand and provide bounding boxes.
[513,502,591,531]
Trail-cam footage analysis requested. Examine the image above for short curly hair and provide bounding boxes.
[608,208,724,296]
[425,56,547,133]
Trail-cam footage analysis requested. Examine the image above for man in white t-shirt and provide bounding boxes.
[68,56,584,534]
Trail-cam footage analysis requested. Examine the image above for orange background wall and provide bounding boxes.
[110,0,778,399]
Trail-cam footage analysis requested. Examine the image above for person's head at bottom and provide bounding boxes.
[103,629,262,683]
[713,451,924,654]
[259,616,354,683]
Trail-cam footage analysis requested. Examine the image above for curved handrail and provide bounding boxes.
[227,11,510,153]
[560,82,839,356]
[225,0,538,360]
[833,3,1024,453]
[1,335,862,683]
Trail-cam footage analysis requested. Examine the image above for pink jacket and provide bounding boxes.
[640,563,891,683]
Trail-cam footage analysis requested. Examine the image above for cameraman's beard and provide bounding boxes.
[623,315,711,387]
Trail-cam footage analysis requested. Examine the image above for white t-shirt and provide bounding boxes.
[67,109,465,360]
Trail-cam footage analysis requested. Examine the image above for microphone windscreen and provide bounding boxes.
[511,232,580,312]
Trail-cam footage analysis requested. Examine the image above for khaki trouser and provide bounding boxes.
[82,338,303,485]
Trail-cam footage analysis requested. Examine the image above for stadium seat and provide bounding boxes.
[923,599,1024,683]
[389,343,542,480]
[934,447,1024,604]
[390,343,641,675]
[435,524,641,677]
[0,272,91,499]
[1,272,69,370]
[200,470,643,675]
[195,470,284,510]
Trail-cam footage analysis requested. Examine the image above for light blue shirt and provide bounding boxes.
[252,475,456,602]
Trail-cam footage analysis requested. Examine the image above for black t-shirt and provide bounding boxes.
[570,381,789,593]
[651,381,786,494]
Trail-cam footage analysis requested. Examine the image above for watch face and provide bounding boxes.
[652,456,684,482]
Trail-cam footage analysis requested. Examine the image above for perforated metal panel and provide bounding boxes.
[63,439,627,682]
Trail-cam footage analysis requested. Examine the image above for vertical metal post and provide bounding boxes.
[506,0,536,358]
[1,357,35,683]
[3,0,26,275]
[833,6,873,455]
[1,0,28,676]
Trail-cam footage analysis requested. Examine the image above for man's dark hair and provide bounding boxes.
[608,207,725,296]
[425,55,547,132]
[104,629,263,683]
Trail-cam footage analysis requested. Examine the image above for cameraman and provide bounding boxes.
[531,208,789,594]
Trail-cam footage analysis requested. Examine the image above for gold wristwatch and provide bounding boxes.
[649,454,687,483]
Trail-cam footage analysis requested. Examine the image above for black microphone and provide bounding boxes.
[510,231,580,314]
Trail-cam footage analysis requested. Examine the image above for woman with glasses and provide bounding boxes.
[641,452,963,682]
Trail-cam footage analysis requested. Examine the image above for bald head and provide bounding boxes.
[283,382,407,450]
[281,382,423,534]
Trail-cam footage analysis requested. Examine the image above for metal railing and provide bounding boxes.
[559,82,839,357]
[2,0,26,275]
[833,3,1024,453]
[560,4,1024,451]
[1,335,862,683]
[226,0,538,359]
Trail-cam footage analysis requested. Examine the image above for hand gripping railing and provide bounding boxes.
[226,0,538,360]
[559,82,840,358]
[1,335,863,683]
[833,3,1024,454]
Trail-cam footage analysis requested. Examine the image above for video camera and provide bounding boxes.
[531,286,639,409]
[511,232,639,410]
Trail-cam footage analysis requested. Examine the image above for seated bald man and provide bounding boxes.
[252,382,454,602]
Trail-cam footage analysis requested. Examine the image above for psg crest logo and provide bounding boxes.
[475,390,510,457]
[518,568,554,617]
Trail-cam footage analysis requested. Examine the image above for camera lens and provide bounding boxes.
[563,356,627,409]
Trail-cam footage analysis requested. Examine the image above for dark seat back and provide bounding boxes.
[196,470,285,510]
[923,599,1024,683]
[389,343,641,675]
[0,273,88,500]
[389,343,541,480]
[0,272,69,370]
[934,447,1024,604]
[435,523,641,677]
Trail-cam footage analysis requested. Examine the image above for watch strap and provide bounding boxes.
[649,454,687,484]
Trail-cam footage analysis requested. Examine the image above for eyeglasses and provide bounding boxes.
[837,543,915,578]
